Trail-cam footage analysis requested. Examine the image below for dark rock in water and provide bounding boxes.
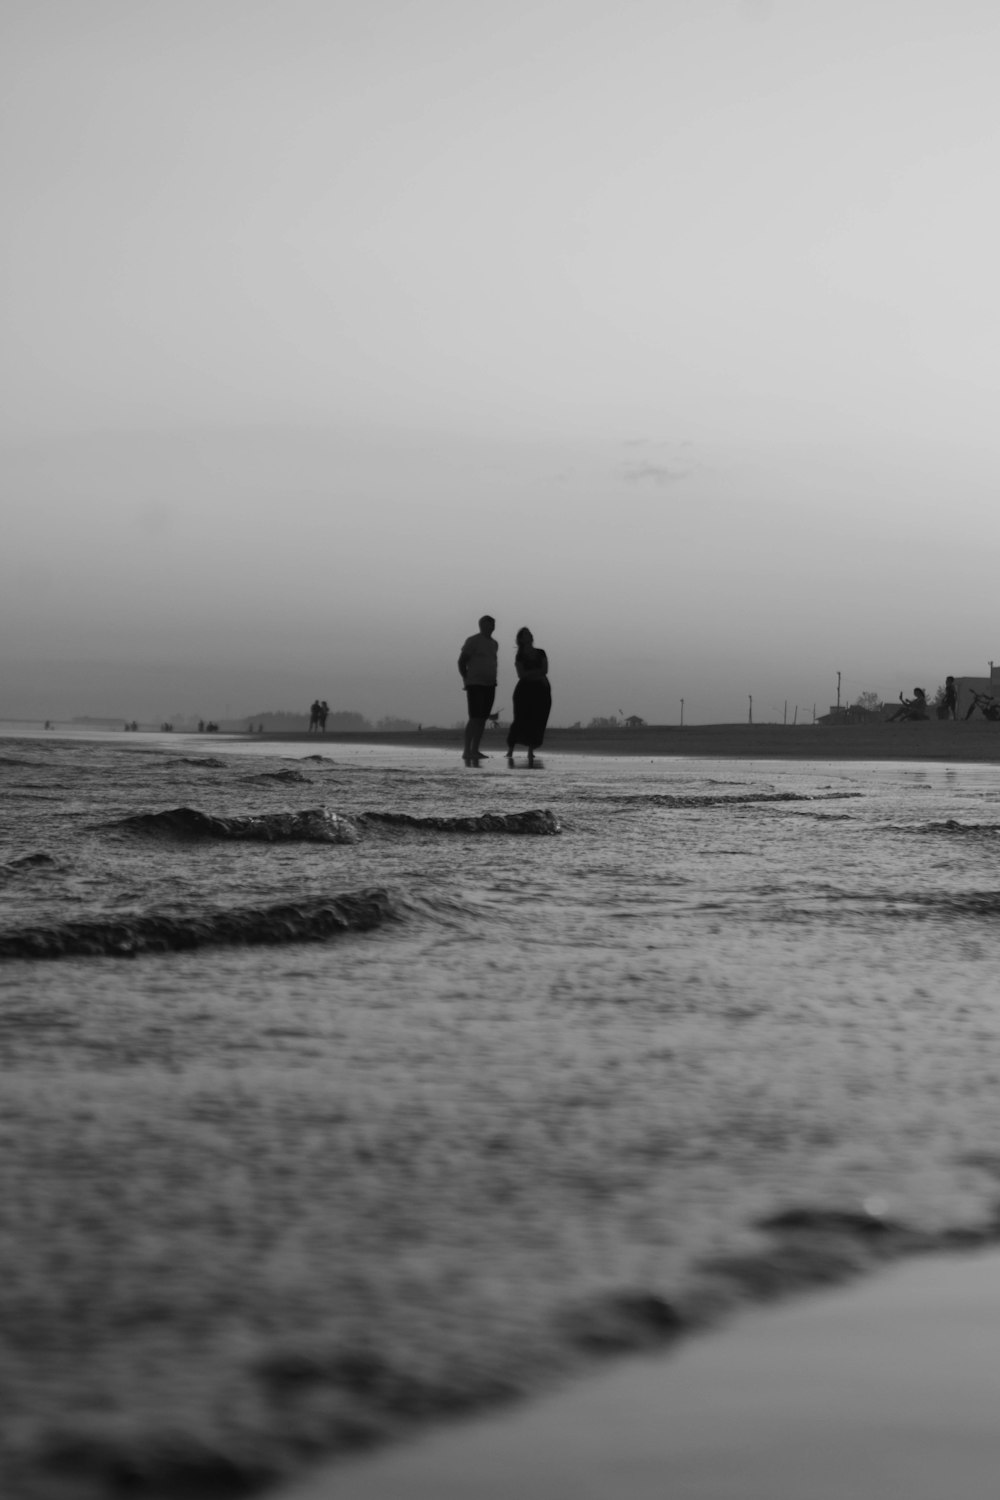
[361,808,561,835]
[178,757,229,768]
[0,887,397,960]
[118,806,358,843]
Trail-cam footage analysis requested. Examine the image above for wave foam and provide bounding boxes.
[118,806,358,843]
[0,887,397,959]
[361,808,561,835]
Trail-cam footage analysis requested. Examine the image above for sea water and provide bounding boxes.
[4,731,1000,1498]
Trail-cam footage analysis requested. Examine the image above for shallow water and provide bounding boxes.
[4,731,1000,1498]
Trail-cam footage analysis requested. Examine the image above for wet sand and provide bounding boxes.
[243,720,1000,762]
[273,1248,1000,1500]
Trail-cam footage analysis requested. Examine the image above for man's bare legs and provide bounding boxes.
[464,717,487,764]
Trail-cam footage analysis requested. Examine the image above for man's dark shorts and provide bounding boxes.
[465,685,496,719]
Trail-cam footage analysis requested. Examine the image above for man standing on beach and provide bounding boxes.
[458,615,498,766]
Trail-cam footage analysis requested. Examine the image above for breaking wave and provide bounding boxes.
[360,808,561,835]
[0,887,398,960]
[912,890,1000,919]
[913,819,1000,839]
[0,852,58,878]
[611,791,863,809]
[115,806,560,843]
[117,806,359,843]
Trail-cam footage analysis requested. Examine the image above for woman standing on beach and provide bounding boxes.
[506,627,551,768]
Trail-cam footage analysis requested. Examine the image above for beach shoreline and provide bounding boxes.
[235,719,1000,763]
[6,729,1000,1499]
[10,718,1000,765]
[272,1246,1000,1500]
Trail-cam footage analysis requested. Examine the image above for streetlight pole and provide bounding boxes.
[680,698,684,727]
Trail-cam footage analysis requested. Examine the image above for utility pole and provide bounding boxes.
[748,695,753,724]
[680,698,684,727]
[793,705,798,725]
[836,671,841,712]
[783,700,787,725]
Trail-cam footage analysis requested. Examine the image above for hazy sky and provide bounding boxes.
[4,0,1000,724]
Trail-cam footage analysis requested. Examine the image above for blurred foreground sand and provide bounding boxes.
[272,1248,1000,1500]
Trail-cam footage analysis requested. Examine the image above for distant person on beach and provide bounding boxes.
[308,700,321,733]
[889,687,928,722]
[458,614,498,766]
[506,627,551,768]
[319,701,329,734]
[943,677,958,719]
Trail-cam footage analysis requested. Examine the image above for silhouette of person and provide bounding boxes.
[943,676,958,720]
[506,627,551,768]
[889,687,928,722]
[458,614,498,766]
[319,701,329,734]
[308,699,321,733]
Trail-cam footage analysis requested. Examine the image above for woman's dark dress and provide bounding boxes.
[507,646,551,752]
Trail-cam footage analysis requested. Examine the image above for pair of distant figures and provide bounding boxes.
[308,700,329,734]
[458,615,551,767]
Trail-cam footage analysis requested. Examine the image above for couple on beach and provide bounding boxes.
[458,615,552,768]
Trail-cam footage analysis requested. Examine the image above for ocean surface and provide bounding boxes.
[4,729,1000,1498]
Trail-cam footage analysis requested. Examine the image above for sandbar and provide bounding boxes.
[243,721,1000,763]
[271,1248,1000,1500]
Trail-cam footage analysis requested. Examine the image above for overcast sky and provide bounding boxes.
[3,0,1000,724]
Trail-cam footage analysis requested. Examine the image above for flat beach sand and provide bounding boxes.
[247,719,1000,763]
[274,1248,1000,1500]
